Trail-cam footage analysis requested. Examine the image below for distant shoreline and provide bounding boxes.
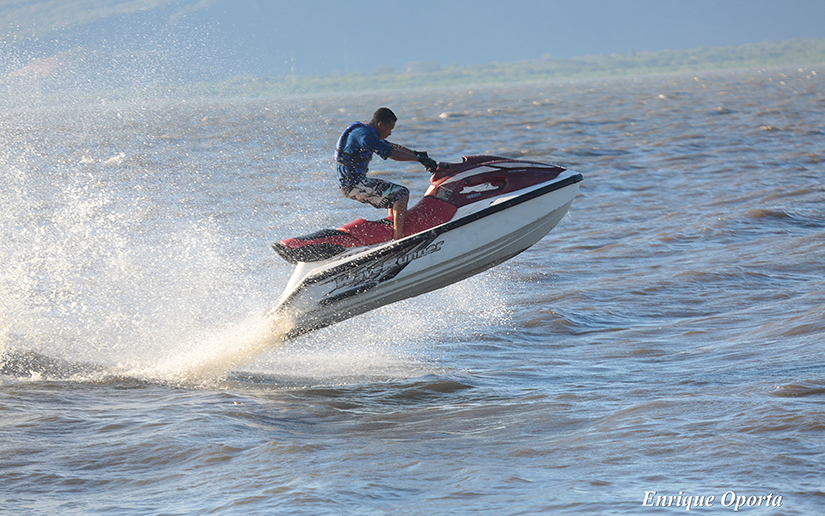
[183,38,825,97]
[4,38,824,106]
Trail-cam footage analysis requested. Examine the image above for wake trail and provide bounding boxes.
[136,314,295,385]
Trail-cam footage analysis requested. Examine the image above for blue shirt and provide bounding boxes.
[335,122,395,187]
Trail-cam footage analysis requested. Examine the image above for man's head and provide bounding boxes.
[370,107,397,140]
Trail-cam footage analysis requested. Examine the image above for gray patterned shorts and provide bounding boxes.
[341,178,410,209]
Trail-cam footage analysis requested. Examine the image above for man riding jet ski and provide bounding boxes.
[335,107,437,241]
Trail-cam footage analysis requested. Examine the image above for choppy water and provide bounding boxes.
[2,66,824,515]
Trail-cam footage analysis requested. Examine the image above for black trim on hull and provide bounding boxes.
[272,241,347,263]
[272,229,352,264]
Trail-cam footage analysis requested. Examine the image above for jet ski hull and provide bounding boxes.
[269,171,581,339]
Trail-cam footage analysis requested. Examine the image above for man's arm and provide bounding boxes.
[387,142,419,162]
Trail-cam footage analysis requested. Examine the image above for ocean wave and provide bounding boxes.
[0,348,105,381]
[770,379,825,398]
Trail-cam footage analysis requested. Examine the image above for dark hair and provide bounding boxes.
[370,107,397,126]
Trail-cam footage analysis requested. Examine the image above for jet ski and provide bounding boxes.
[268,155,583,339]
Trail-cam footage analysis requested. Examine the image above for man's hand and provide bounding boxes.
[414,151,438,172]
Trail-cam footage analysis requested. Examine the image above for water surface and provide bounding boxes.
[2,66,824,514]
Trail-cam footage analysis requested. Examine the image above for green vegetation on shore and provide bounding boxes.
[184,38,825,97]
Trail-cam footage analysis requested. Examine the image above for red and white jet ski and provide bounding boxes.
[268,155,583,339]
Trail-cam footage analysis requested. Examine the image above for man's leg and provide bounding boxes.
[342,178,409,240]
[389,196,409,240]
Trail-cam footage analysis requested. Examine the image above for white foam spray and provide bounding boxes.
[136,314,294,385]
